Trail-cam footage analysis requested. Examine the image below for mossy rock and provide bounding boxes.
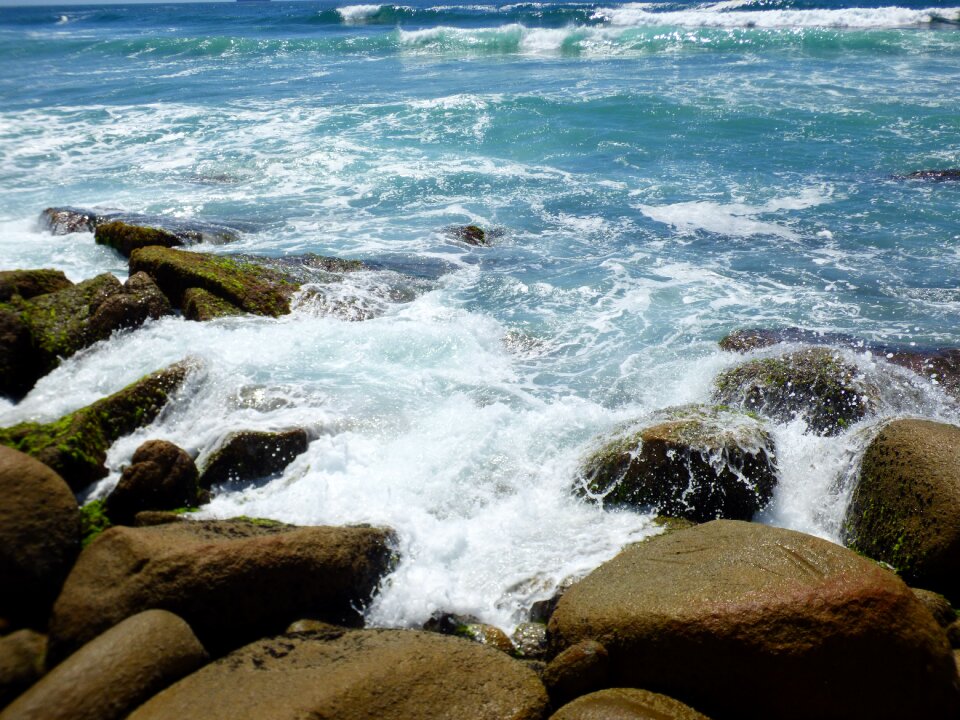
[447,225,488,246]
[0,304,35,401]
[0,269,72,302]
[95,221,183,258]
[713,347,871,435]
[200,429,309,488]
[577,405,778,523]
[843,419,960,603]
[79,499,112,548]
[129,246,297,318]
[0,360,195,491]
[182,287,243,321]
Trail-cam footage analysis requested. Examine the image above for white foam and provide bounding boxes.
[336,4,384,22]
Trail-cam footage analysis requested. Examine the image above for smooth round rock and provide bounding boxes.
[551,688,711,720]
[0,630,46,709]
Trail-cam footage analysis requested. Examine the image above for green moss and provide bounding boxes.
[79,499,111,547]
[95,221,182,258]
[182,286,243,321]
[232,515,288,528]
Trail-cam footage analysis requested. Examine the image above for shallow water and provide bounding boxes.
[1,0,959,631]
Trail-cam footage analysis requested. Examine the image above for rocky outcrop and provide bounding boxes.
[105,440,202,525]
[447,225,488,246]
[40,207,242,245]
[40,207,99,235]
[47,520,396,663]
[843,419,960,603]
[550,688,711,720]
[0,272,172,400]
[713,347,871,435]
[577,406,778,522]
[129,246,297,318]
[547,520,960,720]
[0,360,194,491]
[0,610,207,720]
[200,429,309,488]
[181,287,242,321]
[127,629,548,720]
[903,169,960,181]
[95,221,183,257]
[0,270,72,302]
[0,446,80,626]
[0,630,46,709]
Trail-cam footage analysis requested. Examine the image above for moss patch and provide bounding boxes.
[0,269,72,302]
[95,221,183,257]
[79,499,112,547]
[182,287,243,321]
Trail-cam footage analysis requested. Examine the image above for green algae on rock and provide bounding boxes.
[95,221,184,257]
[713,347,871,435]
[577,405,778,523]
[129,246,297,317]
[0,360,195,491]
[0,269,72,302]
[181,286,243,321]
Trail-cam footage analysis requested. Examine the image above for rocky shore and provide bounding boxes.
[1,208,959,718]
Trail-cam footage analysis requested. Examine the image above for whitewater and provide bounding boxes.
[1,0,959,632]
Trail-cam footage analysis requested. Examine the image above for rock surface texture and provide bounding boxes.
[47,519,396,663]
[844,419,960,603]
[0,630,47,709]
[550,688,711,720]
[200,429,309,487]
[547,520,960,720]
[0,610,207,720]
[106,440,201,525]
[127,628,548,720]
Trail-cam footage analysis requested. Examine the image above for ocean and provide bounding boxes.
[1,0,958,631]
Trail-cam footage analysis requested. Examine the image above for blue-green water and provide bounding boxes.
[1,0,959,628]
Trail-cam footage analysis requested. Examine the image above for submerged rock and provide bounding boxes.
[39,207,99,235]
[902,169,960,181]
[40,206,243,245]
[577,405,778,523]
[551,688,712,720]
[0,269,72,302]
[843,419,960,603]
[199,429,309,488]
[0,446,80,627]
[47,520,397,663]
[0,360,194,491]
[106,440,202,525]
[2,610,207,720]
[547,520,960,720]
[95,221,183,257]
[446,224,489,246]
[126,629,548,720]
[713,347,871,435]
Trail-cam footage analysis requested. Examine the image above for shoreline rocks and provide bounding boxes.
[40,207,243,246]
[199,429,309,488]
[106,440,203,525]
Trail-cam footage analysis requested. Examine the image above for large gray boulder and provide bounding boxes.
[127,628,548,720]
[0,610,207,720]
[548,520,960,720]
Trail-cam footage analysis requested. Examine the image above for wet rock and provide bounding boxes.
[0,630,46,709]
[548,520,960,720]
[39,207,99,235]
[40,206,244,244]
[199,429,309,488]
[0,269,72,302]
[903,169,960,181]
[422,611,482,636]
[0,446,80,626]
[512,622,548,660]
[285,619,342,634]
[181,287,242,321]
[2,610,207,720]
[530,577,578,624]
[912,588,958,629]
[95,221,183,257]
[459,623,515,654]
[542,640,610,707]
[129,247,297,318]
[577,406,778,523]
[717,327,860,354]
[47,520,396,663]
[843,419,960,603]
[0,307,34,402]
[85,272,173,341]
[0,360,194,491]
[237,253,365,282]
[713,347,872,435]
[106,440,201,526]
[127,629,548,720]
[446,225,488,246]
[550,688,712,720]
[133,511,188,527]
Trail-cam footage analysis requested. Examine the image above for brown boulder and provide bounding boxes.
[199,429,309,488]
[543,640,610,707]
[0,270,72,302]
[0,447,80,625]
[844,419,960,603]
[0,610,207,720]
[85,272,172,340]
[0,630,46,709]
[127,628,548,720]
[47,520,396,663]
[105,440,201,525]
[550,688,711,720]
[548,520,960,720]
[95,221,183,257]
[912,588,958,629]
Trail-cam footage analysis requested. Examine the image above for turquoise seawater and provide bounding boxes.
[1,0,959,628]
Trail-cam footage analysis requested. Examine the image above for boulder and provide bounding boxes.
[0,630,46,709]
[0,446,80,625]
[550,688,711,720]
[105,440,201,525]
[0,307,34,402]
[95,221,183,257]
[912,588,957,629]
[129,246,297,317]
[200,429,309,488]
[713,347,872,435]
[0,270,72,302]
[181,287,242,321]
[83,272,173,341]
[843,419,960,603]
[548,520,960,720]
[542,640,610,707]
[512,622,548,660]
[577,406,778,523]
[39,207,99,235]
[0,360,194,491]
[0,610,207,720]
[127,628,548,720]
[447,225,488,246]
[47,520,396,663]
[40,206,243,244]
